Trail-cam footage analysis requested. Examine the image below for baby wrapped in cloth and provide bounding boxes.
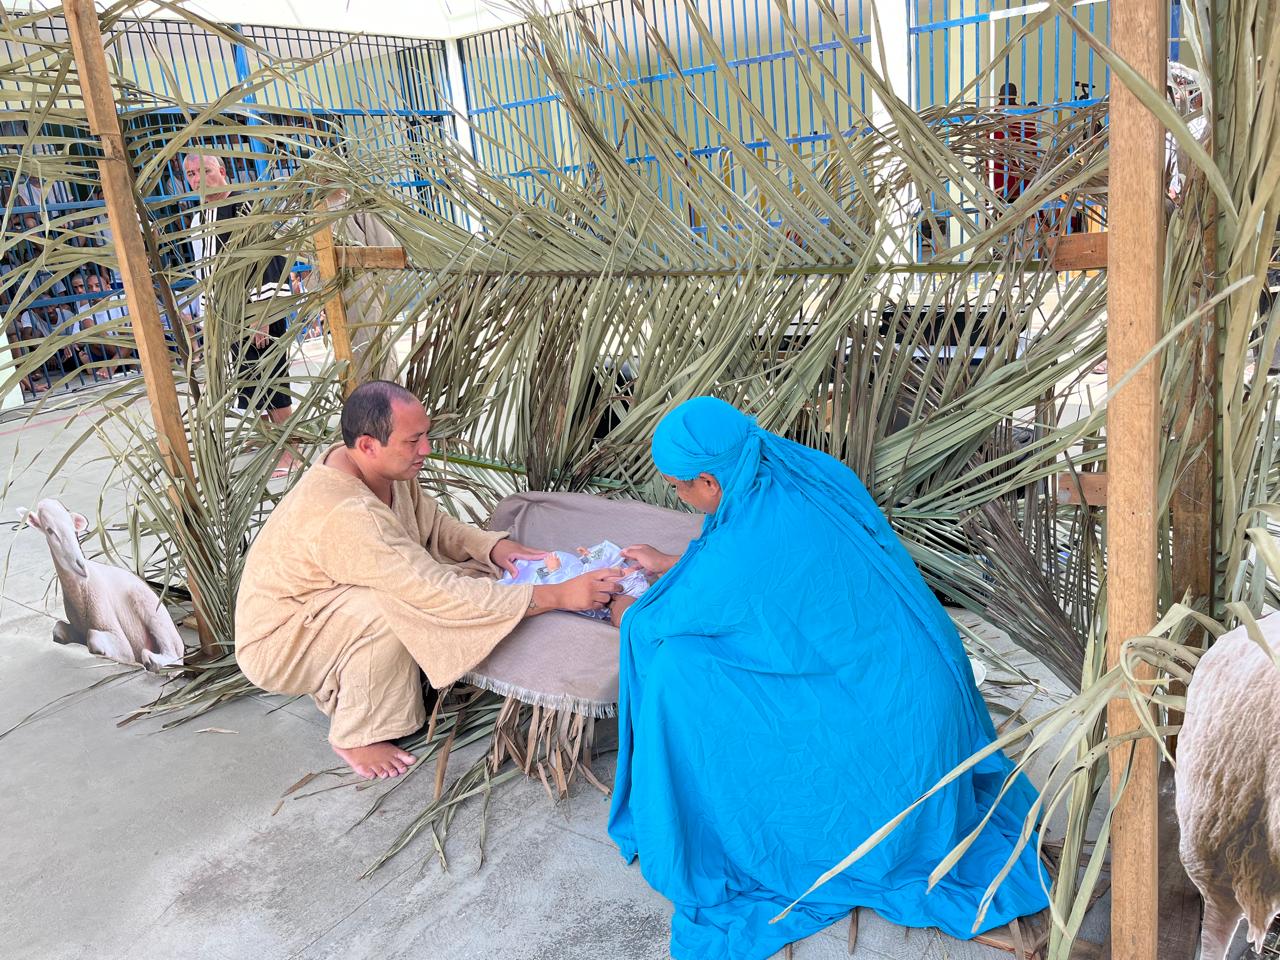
[466,492,702,716]
[500,540,651,620]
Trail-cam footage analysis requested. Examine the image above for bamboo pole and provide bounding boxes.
[1105,0,1167,955]
[64,0,216,655]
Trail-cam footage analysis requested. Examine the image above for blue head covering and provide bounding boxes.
[651,396,756,483]
[609,396,1049,959]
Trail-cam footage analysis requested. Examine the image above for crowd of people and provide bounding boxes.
[2,144,327,406]
[1,170,136,397]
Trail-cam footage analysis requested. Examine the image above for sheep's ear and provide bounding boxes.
[70,512,89,534]
[18,507,41,531]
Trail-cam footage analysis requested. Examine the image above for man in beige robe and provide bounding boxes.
[235,381,621,779]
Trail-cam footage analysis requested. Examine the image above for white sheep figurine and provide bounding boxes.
[1177,611,1280,959]
[21,498,184,671]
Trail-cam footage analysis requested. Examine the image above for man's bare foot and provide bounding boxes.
[333,741,417,779]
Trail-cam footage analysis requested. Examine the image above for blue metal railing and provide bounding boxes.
[2,2,1195,403]
[459,0,870,217]
[1,15,454,402]
[904,0,1174,262]
[910,0,1122,111]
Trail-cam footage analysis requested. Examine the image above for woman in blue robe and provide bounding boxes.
[607,397,1049,960]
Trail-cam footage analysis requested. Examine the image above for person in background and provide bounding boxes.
[10,307,50,395]
[39,302,94,379]
[304,182,402,380]
[184,152,297,476]
[990,82,1031,203]
[9,172,47,214]
[85,271,131,377]
[69,273,112,381]
[1166,82,1209,207]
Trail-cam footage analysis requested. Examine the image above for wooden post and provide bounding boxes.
[311,220,357,398]
[64,0,216,655]
[1169,214,1219,759]
[1106,0,1167,955]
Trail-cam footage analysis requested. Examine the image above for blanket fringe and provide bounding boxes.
[461,673,617,720]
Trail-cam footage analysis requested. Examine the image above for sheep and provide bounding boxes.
[1176,611,1280,960]
[20,498,184,671]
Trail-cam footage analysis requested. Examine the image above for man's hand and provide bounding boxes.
[529,568,623,616]
[558,568,624,611]
[491,538,548,576]
[620,544,680,577]
[252,328,270,350]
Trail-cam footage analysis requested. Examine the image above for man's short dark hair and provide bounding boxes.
[340,380,420,448]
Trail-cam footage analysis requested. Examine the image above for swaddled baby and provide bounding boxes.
[499,540,650,620]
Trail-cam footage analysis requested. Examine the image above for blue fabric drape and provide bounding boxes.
[608,397,1049,960]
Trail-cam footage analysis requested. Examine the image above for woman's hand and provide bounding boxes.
[491,538,548,576]
[608,594,637,628]
[621,544,680,577]
[529,568,622,616]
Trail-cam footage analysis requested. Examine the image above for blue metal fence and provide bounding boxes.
[911,0,1182,111]
[907,0,1120,261]
[459,0,870,224]
[909,0,1121,111]
[1,15,452,402]
[907,1,1190,259]
[3,2,1197,403]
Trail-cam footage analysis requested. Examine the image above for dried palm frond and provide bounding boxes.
[2,0,1275,952]
[0,0,1110,911]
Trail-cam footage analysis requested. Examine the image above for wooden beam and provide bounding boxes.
[64,0,216,655]
[1057,470,1109,508]
[336,245,408,271]
[311,220,357,398]
[1051,231,1109,272]
[1106,0,1166,953]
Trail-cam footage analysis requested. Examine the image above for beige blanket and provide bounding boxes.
[464,492,702,717]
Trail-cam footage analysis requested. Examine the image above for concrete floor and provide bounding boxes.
[2,386,1101,960]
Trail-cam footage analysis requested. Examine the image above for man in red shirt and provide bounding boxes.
[992,82,1034,202]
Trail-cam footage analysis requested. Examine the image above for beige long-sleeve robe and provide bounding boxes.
[235,449,533,747]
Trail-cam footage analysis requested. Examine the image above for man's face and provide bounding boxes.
[367,400,433,481]
[87,274,103,293]
[184,155,229,194]
[71,277,85,298]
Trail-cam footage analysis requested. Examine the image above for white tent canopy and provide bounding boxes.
[176,0,528,39]
[13,0,578,38]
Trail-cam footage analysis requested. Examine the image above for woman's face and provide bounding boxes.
[665,472,722,514]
